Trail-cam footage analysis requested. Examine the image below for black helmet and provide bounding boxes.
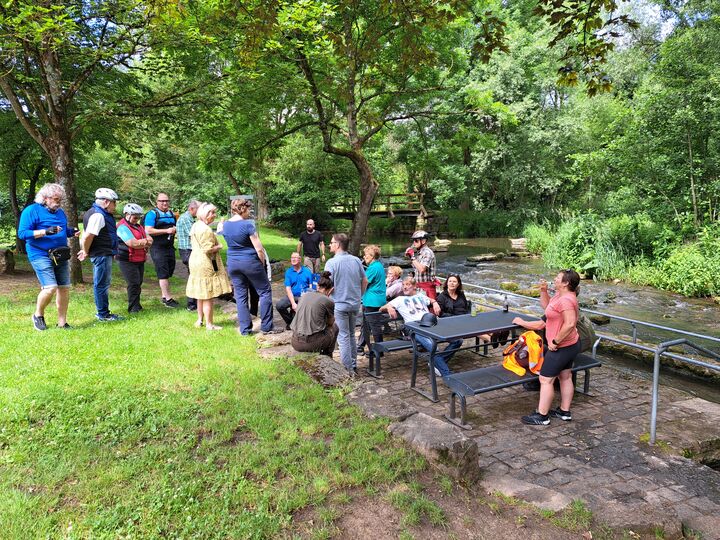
[419,312,438,327]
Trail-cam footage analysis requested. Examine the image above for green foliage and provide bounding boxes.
[445,209,526,237]
[523,223,552,254]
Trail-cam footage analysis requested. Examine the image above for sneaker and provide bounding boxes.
[187,305,197,312]
[548,407,572,421]
[261,328,285,335]
[428,362,442,378]
[521,411,550,425]
[32,315,47,331]
[97,313,122,322]
[162,297,179,308]
[56,323,72,329]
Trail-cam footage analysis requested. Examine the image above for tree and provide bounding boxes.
[0,1,171,280]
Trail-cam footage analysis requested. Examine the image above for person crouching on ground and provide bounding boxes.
[186,203,231,331]
[290,271,339,356]
[380,277,462,377]
[18,183,80,330]
[512,269,581,425]
[275,252,313,330]
[116,203,152,313]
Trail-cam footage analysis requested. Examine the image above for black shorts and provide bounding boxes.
[151,247,176,279]
[540,340,582,378]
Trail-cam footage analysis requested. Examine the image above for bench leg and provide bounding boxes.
[583,369,590,394]
[444,393,472,430]
[365,349,383,379]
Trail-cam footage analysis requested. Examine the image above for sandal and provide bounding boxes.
[206,324,222,331]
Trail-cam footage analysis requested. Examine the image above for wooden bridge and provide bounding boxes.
[328,192,429,220]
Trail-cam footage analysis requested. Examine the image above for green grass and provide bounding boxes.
[550,499,593,531]
[0,251,426,537]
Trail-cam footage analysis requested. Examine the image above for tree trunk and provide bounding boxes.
[459,146,471,211]
[687,131,699,227]
[346,152,379,255]
[47,134,83,283]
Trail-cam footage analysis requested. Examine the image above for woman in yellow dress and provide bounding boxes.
[186,203,231,330]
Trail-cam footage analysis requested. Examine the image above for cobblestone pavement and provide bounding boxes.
[354,343,720,537]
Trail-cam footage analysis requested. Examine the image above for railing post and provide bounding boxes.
[649,346,663,445]
[631,322,637,343]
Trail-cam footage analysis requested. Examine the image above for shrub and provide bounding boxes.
[445,209,526,238]
[523,223,552,254]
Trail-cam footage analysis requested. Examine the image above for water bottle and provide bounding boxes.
[503,294,509,313]
[471,303,477,317]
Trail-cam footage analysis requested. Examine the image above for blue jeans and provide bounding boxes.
[30,256,70,289]
[414,334,463,377]
[335,306,359,371]
[90,255,113,317]
[227,258,273,334]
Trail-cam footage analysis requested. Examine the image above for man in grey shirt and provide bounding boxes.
[324,233,367,373]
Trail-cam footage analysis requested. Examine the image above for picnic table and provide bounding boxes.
[404,310,538,402]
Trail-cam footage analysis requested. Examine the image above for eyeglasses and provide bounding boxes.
[157,199,170,203]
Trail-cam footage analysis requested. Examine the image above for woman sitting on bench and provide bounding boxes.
[512,269,581,425]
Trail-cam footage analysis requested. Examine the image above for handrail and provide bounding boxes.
[450,277,720,445]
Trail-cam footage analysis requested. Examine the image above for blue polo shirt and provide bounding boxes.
[18,203,73,261]
[284,265,313,297]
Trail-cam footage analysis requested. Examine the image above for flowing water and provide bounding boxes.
[370,236,720,402]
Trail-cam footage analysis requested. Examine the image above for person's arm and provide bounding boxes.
[250,234,266,265]
[77,232,95,261]
[512,316,546,331]
[296,240,303,255]
[548,308,578,351]
[18,207,61,240]
[380,301,398,319]
[539,279,551,309]
[319,240,325,261]
[145,212,176,237]
[118,226,149,249]
[286,286,298,310]
[361,274,368,295]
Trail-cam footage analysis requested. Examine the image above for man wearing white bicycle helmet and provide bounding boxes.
[406,230,438,300]
[79,188,122,321]
[116,203,153,313]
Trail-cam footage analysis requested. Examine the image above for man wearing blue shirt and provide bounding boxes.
[144,193,179,308]
[275,252,313,330]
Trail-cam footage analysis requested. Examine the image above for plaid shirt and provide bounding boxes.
[414,245,435,283]
[176,211,194,250]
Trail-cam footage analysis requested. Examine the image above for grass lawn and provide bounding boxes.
[0,226,427,538]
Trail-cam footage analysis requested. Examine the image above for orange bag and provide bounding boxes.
[502,331,544,376]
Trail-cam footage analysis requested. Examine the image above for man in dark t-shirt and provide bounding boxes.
[297,218,325,273]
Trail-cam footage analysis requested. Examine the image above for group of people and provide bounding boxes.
[20,183,582,424]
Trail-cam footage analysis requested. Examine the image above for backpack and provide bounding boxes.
[502,331,544,376]
[140,208,160,227]
[576,313,597,352]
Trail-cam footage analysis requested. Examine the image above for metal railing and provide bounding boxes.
[454,279,720,445]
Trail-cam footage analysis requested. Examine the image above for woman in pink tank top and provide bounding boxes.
[512,269,582,426]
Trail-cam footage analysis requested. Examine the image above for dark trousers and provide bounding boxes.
[292,325,339,356]
[275,295,300,327]
[357,305,384,352]
[179,248,197,310]
[117,260,144,313]
[227,258,274,334]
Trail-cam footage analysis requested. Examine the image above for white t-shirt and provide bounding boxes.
[389,293,431,323]
[85,212,106,236]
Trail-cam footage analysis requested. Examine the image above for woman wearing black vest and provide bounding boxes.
[116,203,153,313]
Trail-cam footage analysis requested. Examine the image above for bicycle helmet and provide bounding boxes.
[95,188,119,201]
[411,230,429,240]
[123,203,143,215]
[419,312,438,327]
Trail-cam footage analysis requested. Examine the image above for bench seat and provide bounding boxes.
[444,353,602,429]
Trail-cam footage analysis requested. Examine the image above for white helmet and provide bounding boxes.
[123,203,143,215]
[411,230,429,240]
[95,188,118,201]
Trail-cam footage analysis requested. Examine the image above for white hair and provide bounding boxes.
[196,202,216,221]
[34,183,66,204]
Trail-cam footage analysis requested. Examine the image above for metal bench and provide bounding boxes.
[444,353,602,429]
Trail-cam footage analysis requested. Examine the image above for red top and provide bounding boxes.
[545,293,579,348]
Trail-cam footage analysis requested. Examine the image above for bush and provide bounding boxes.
[543,215,599,272]
[445,209,526,237]
[523,223,552,254]
[653,242,720,297]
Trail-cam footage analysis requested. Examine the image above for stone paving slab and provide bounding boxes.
[346,342,720,537]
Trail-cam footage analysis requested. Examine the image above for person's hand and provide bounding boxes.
[291,301,298,311]
[512,316,525,326]
[217,218,224,234]
[145,236,153,246]
[539,279,548,293]
[432,302,441,316]
[404,247,414,258]
[77,249,87,261]
[548,342,558,352]
[45,226,61,235]
[321,254,325,261]
[387,306,398,319]
[73,229,81,238]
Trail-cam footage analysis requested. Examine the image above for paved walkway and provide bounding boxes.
[353,342,720,537]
